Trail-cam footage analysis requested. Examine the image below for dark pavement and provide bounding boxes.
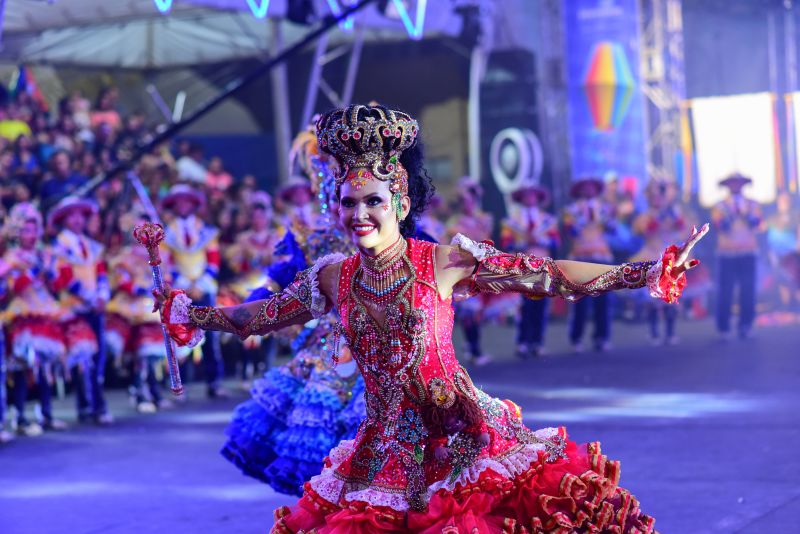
[1,318,798,533]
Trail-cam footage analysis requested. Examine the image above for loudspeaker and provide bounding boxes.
[479,48,542,221]
[480,48,538,135]
[287,0,315,25]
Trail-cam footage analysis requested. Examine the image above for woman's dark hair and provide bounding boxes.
[422,392,483,439]
[398,138,435,237]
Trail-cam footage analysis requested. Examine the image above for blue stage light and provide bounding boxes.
[391,0,427,40]
[246,0,271,19]
[153,0,173,14]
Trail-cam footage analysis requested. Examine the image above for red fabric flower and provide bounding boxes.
[162,289,200,347]
[657,245,688,304]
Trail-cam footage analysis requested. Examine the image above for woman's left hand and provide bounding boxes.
[672,223,710,277]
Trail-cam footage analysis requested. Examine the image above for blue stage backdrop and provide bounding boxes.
[564,0,648,183]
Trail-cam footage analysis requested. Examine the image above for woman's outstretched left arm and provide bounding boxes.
[436,224,709,304]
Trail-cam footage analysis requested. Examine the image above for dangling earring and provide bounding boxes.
[392,192,404,221]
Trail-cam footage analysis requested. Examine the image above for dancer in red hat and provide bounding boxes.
[278,176,320,237]
[156,104,707,533]
[49,196,111,425]
[2,203,70,435]
[562,178,617,352]
[220,191,280,387]
[161,183,226,397]
[445,176,494,366]
[631,178,692,345]
[105,210,171,413]
[500,183,560,358]
[711,173,764,339]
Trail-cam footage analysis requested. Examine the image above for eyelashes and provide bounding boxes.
[341,197,386,209]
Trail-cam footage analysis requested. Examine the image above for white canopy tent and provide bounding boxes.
[0,0,539,182]
[0,0,466,69]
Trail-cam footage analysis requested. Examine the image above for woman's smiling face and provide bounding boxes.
[338,170,410,255]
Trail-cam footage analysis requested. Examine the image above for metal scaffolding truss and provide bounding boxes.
[534,0,571,207]
[297,0,435,131]
[298,25,365,131]
[639,0,686,181]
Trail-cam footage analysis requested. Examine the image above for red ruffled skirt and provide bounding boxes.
[134,323,165,360]
[105,314,165,363]
[7,316,66,364]
[271,430,656,534]
[62,317,99,367]
[105,312,132,358]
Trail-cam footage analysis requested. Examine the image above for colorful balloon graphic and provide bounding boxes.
[582,41,635,131]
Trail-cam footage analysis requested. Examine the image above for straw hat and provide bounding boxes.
[46,196,98,228]
[569,177,604,199]
[719,173,752,189]
[161,184,206,211]
[511,183,550,206]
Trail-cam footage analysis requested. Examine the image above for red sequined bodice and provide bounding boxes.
[321,238,548,510]
[338,238,458,427]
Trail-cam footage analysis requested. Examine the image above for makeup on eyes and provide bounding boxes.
[340,195,385,208]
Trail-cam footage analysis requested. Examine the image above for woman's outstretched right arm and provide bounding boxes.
[154,255,343,347]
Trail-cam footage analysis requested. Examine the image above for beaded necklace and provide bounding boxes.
[356,236,408,305]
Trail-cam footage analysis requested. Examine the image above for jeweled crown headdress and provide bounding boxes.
[316,104,419,195]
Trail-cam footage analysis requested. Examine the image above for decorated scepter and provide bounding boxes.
[133,222,184,396]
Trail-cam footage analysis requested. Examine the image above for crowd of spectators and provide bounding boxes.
[0,86,275,270]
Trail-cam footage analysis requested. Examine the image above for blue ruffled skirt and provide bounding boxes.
[221,353,365,495]
[220,361,306,482]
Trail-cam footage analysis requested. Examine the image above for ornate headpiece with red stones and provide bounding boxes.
[316,104,419,196]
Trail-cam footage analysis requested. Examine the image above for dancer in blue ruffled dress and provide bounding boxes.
[221,125,366,495]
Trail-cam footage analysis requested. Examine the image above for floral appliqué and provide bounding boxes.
[396,408,428,444]
[447,432,482,483]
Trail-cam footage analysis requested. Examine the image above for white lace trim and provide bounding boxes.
[308,440,351,505]
[169,292,204,348]
[309,428,561,512]
[169,291,192,323]
[308,253,346,318]
[347,488,411,511]
[427,427,559,497]
[329,439,356,463]
[310,470,348,506]
[310,461,413,512]
[451,233,490,261]
[645,257,666,300]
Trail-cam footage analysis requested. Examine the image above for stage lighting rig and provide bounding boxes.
[452,0,483,48]
[378,0,428,40]
[288,0,315,25]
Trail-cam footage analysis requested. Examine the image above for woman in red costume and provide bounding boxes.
[157,105,707,533]
[1,203,69,434]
